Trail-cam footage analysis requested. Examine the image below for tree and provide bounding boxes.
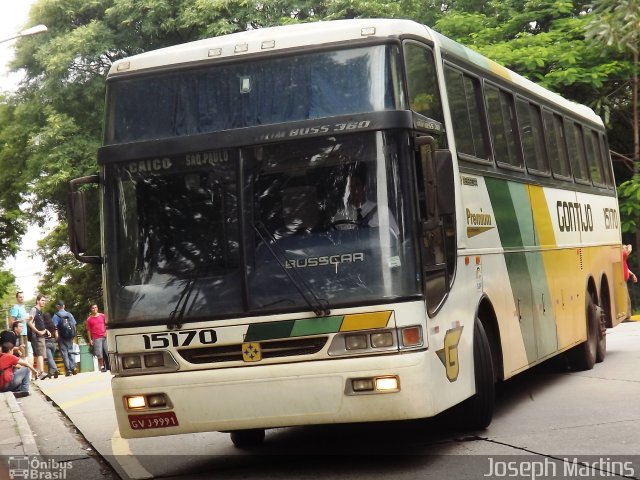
[586,0,640,272]
[1,0,636,309]
[587,0,640,172]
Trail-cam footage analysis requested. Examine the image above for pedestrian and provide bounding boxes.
[0,342,38,398]
[52,300,77,376]
[623,244,637,283]
[0,321,26,358]
[86,304,108,372]
[42,312,60,379]
[28,294,49,380]
[9,291,30,356]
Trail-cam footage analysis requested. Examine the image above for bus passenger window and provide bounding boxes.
[444,66,489,161]
[584,128,604,185]
[516,99,548,174]
[543,110,571,179]
[599,134,614,188]
[484,84,521,168]
[564,120,589,182]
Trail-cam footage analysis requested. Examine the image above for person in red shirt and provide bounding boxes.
[0,342,38,397]
[86,304,108,372]
[623,244,637,283]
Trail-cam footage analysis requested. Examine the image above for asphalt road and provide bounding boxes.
[19,320,640,479]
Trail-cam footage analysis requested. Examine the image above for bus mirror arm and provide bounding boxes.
[68,175,102,264]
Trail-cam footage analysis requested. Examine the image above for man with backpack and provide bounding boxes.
[0,342,38,398]
[53,300,77,376]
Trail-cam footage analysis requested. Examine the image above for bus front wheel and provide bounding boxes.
[453,319,495,430]
[230,429,265,449]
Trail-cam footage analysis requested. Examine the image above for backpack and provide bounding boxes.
[57,314,76,340]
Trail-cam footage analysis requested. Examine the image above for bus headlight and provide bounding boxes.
[116,351,179,376]
[345,334,368,350]
[122,355,142,369]
[144,353,165,368]
[371,332,394,348]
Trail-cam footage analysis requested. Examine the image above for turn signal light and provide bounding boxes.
[402,327,423,347]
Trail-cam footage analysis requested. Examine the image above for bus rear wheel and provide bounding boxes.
[595,302,606,363]
[569,295,598,371]
[230,429,265,448]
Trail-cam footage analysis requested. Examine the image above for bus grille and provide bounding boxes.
[178,337,328,364]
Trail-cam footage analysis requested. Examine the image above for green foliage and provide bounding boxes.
[0,0,638,311]
[618,177,640,232]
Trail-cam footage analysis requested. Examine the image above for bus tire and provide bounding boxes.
[596,303,606,363]
[230,429,265,448]
[455,319,495,430]
[569,295,598,371]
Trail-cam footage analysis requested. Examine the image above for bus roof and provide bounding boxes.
[108,19,429,76]
[108,18,601,126]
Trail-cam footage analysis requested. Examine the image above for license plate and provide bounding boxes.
[128,412,179,430]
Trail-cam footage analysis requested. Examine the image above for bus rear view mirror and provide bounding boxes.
[68,175,101,264]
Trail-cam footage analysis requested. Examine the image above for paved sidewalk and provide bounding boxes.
[0,391,40,457]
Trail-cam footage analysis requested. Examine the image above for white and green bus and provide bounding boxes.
[69,18,628,447]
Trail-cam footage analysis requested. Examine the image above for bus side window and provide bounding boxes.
[543,109,571,179]
[584,128,605,186]
[484,84,521,169]
[599,134,614,188]
[564,119,589,183]
[444,65,489,162]
[516,98,548,175]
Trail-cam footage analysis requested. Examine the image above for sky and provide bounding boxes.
[1,0,48,298]
[0,1,35,91]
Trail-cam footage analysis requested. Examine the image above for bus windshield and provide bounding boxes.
[108,132,420,323]
[105,45,401,144]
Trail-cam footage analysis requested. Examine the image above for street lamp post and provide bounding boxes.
[0,24,48,44]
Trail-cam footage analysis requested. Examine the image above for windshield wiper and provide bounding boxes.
[253,222,330,317]
[167,274,198,330]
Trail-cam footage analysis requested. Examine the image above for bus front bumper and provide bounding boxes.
[112,350,440,438]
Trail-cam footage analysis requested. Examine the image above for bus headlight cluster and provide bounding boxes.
[328,326,423,356]
[116,351,179,376]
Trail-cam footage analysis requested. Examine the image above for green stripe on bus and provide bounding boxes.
[290,316,344,337]
[485,178,524,248]
[486,178,538,363]
[245,320,296,341]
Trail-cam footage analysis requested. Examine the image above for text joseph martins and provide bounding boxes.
[484,457,635,479]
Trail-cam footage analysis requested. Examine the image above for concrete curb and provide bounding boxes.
[4,392,40,457]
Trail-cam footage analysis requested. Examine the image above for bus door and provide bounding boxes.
[414,136,456,315]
